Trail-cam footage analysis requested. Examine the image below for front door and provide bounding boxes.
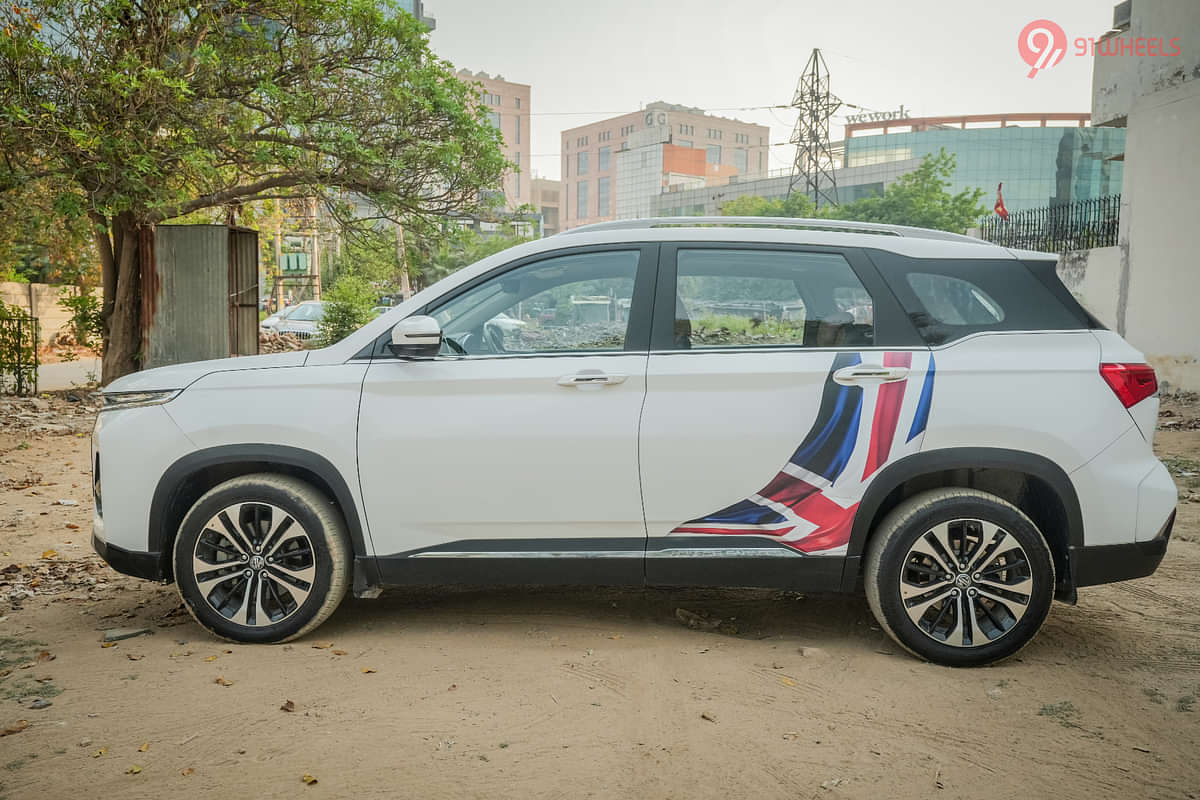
[638,244,933,590]
[357,245,657,584]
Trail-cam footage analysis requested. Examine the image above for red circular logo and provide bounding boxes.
[1018,19,1067,78]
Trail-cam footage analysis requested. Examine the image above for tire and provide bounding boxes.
[864,488,1054,667]
[173,474,350,643]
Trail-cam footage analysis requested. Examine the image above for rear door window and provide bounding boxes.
[668,248,874,349]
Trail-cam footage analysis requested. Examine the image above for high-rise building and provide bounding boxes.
[458,70,531,210]
[842,112,1124,211]
[396,0,436,29]
[561,102,770,229]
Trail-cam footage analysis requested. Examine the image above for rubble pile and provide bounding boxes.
[0,393,100,435]
[259,330,307,353]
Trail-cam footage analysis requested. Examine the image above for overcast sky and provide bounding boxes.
[428,1,1119,181]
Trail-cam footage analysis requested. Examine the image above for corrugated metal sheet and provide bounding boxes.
[145,224,260,369]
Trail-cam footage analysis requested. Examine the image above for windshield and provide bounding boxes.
[285,303,324,322]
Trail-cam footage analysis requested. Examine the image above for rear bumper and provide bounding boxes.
[93,533,166,582]
[1072,509,1174,587]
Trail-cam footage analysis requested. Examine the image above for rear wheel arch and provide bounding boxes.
[149,445,374,584]
[845,448,1083,596]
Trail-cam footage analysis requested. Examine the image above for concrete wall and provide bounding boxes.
[1083,1,1200,391]
[0,282,99,346]
[1056,246,1124,330]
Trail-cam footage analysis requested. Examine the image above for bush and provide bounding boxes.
[57,289,103,349]
[316,274,376,347]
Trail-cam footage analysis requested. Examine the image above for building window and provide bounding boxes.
[480,92,501,106]
[707,128,723,140]
[577,180,589,219]
[734,132,750,144]
[598,145,610,171]
[515,97,521,109]
[597,176,610,216]
[733,147,747,173]
[705,144,721,164]
[563,155,569,178]
[598,130,611,142]
[620,124,635,136]
[487,111,500,129]
[678,123,694,135]
[577,151,589,175]
[758,151,763,172]
[677,139,693,149]
[514,152,520,198]
[576,136,589,147]
[514,115,520,144]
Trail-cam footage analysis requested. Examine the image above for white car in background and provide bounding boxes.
[91,216,1176,666]
[272,301,326,340]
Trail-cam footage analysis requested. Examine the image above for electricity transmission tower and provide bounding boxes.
[787,48,842,209]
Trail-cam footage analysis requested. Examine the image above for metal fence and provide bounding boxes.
[980,194,1121,253]
[0,309,39,395]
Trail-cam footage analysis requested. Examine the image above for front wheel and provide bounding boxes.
[864,488,1054,667]
[173,474,350,643]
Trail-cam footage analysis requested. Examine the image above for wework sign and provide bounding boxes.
[846,105,912,124]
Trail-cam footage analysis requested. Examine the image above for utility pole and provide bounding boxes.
[308,196,321,300]
[394,221,412,300]
[788,48,842,209]
[272,224,284,313]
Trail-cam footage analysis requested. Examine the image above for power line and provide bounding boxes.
[528,103,793,117]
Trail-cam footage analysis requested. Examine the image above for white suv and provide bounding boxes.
[91,218,1177,666]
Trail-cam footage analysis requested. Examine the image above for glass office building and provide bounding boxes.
[844,120,1125,212]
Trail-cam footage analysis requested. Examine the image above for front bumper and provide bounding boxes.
[1072,509,1175,587]
[93,533,166,582]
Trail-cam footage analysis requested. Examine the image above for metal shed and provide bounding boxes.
[142,224,260,369]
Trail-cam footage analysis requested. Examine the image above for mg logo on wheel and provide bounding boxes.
[955,574,971,589]
[249,554,265,571]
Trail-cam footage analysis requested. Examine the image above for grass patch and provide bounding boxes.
[1038,701,1079,728]
[0,637,48,671]
[1176,695,1196,713]
[0,679,62,702]
[1143,687,1167,704]
[1162,457,1200,490]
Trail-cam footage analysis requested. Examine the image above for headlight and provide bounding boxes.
[101,390,181,411]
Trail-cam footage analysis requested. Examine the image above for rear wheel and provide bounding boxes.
[864,488,1054,667]
[173,474,350,643]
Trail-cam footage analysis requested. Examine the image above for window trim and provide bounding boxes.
[648,242,921,352]
[369,244,660,359]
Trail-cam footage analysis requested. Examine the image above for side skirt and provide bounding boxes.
[352,537,849,595]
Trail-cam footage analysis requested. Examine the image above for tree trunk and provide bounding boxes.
[99,215,143,385]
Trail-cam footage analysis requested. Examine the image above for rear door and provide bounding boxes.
[638,243,932,590]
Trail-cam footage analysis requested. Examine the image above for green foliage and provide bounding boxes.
[690,314,805,346]
[721,151,986,234]
[0,177,99,286]
[0,0,510,380]
[0,301,39,395]
[327,228,403,292]
[720,193,816,218]
[57,289,104,349]
[316,274,376,347]
[408,226,531,290]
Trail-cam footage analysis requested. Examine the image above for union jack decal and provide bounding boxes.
[670,351,936,555]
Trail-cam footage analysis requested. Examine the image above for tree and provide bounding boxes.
[315,273,376,347]
[1,1,507,382]
[721,151,986,234]
[407,225,530,290]
[824,150,986,233]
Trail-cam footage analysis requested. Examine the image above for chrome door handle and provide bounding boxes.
[832,365,910,385]
[557,370,628,387]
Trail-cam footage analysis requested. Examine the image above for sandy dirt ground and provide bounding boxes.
[1,395,1198,799]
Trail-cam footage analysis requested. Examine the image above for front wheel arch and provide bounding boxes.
[149,445,375,585]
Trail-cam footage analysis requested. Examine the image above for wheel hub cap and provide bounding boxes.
[191,502,316,628]
[898,519,1034,648]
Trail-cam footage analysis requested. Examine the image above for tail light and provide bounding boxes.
[1099,362,1158,408]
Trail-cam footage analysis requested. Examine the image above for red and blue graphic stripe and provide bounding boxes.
[671,350,935,555]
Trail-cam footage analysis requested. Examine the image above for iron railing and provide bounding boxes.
[0,308,39,396]
[980,194,1121,253]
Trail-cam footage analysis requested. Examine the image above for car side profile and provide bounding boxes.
[91,217,1177,666]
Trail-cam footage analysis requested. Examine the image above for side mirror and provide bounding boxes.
[388,315,442,358]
